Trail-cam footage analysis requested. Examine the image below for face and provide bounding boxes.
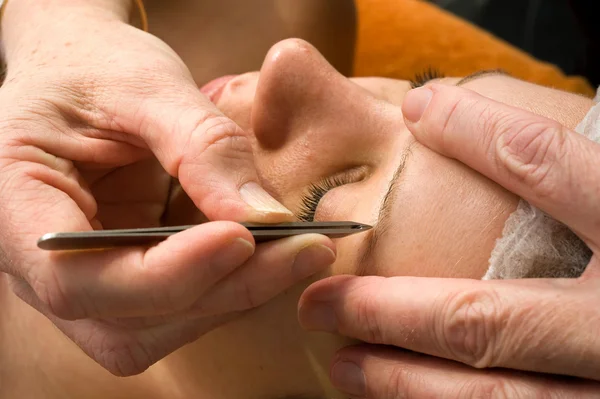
[161,40,594,398]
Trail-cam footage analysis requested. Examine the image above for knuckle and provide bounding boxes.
[179,114,253,172]
[353,291,385,344]
[31,74,103,120]
[437,289,505,368]
[28,268,82,320]
[457,378,519,399]
[480,105,518,159]
[384,365,420,399]
[497,121,567,199]
[232,278,261,310]
[198,116,251,155]
[434,91,500,157]
[489,379,524,399]
[3,75,114,140]
[177,115,254,193]
[436,95,468,147]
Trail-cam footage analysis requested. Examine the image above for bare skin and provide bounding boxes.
[1,38,595,398]
[0,0,354,384]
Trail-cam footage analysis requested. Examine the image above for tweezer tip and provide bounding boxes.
[354,222,373,230]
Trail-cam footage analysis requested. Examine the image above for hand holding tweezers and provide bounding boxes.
[37,221,372,251]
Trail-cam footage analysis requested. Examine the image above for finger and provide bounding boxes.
[402,84,600,247]
[93,234,336,327]
[191,234,336,316]
[0,162,97,277]
[104,78,293,223]
[0,165,256,320]
[45,309,239,376]
[28,221,256,320]
[330,345,600,399]
[298,275,600,380]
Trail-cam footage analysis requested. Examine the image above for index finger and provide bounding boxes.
[298,274,600,381]
[402,85,600,249]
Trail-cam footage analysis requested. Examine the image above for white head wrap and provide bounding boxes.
[484,95,599,280]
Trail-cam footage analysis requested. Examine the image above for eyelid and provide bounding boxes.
[316,166,370,193]
[296,166,370,221]
[334,166,370,183]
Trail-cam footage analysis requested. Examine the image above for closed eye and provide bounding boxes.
[409,67,445,89]
[296,175,351,222]
[296,167,367,222]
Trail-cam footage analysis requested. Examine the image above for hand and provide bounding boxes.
[298,84,600,397]
[0,7,336,376]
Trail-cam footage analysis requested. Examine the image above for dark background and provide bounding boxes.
[429,0,599,87]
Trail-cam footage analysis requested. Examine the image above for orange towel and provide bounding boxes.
[353,0,595,97]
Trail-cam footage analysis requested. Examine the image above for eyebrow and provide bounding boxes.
[357,139,415,275]
[455,68,509,86]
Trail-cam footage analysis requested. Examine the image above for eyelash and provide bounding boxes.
[297,175,353,222]
[409,67,445,89]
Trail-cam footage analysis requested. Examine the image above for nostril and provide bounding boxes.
[226,72,260,92]
[199,75,237,104]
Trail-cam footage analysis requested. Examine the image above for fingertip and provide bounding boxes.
[291,233,337,255]
[329,358,367,397]
[239,181,295,222]
[299,274,356,303]
[177,220,255,246]
[402,87,433,123]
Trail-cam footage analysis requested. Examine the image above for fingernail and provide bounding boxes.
[292,244,336,278]
[212,238,255,269]
[403,87,433,123]
[298,302,337,332]
[240,182,294,216]
[331,360,366,397]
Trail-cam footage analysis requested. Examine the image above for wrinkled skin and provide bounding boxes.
[0,9,336,378]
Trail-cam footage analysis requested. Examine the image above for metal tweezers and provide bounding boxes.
[37,221,372,251]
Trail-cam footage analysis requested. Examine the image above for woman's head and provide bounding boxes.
[161,39,594,398]
[194,39,593,280]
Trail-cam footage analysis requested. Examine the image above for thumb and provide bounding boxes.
[121,83,293,223]
[401,84,600,250]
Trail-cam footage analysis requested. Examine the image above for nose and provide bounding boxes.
[251,39,385,150]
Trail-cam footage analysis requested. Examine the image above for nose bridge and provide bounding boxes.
[251,39,371,150]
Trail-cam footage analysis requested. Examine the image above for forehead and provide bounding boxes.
[360,142,518,278]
